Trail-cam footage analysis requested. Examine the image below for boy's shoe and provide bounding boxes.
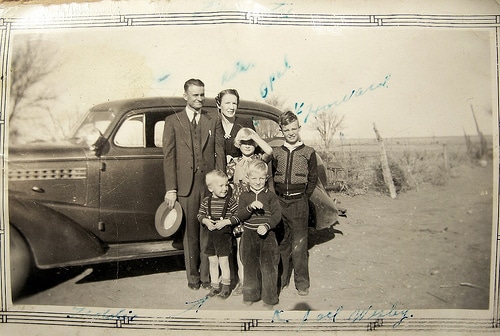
[232,282,243,296]
[188,283,200,291]
[201,282,211,290]
[207,287,221,297]
[297,288,309,296]
[263,302,277,309]
[219,285,231,299]
[243,300,253,306]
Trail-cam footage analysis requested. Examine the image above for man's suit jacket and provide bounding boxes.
[163,108,225,197]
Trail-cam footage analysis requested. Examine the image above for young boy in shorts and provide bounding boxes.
[197,170,239,298]
[237,159,281,308]
[271,111,318,296]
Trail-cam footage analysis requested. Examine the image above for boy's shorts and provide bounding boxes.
[205,226,233,257]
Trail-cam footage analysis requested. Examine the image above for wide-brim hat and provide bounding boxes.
[155,201,183,238]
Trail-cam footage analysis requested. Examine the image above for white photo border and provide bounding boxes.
[0,5,499,334]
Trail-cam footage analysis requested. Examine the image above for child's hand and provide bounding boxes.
[248,128,258,139]
[202,218,217,231]
[249,200,263,209]
[215,219,230,230]
[257,225,268,235]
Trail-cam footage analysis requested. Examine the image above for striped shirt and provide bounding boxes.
[197,195,239,225]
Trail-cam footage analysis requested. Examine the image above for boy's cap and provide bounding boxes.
[155,201,183,237]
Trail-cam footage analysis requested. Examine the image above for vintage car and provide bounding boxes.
[8,97,340,298]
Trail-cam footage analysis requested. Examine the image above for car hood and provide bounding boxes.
[7,141,95,207]
[7,141,93,163]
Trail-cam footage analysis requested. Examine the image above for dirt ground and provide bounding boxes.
[14,162,494,316]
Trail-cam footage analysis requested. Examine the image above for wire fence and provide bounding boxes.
[317,137,482,195]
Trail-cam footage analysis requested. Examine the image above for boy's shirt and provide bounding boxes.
[226,154,274,201]
[271,142,318,198]
[226,153,261,184]
[197,195,239,225]
[236,187,281,231]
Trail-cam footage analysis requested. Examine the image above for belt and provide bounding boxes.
[277,192,304,200]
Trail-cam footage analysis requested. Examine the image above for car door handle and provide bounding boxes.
[32,186,45,193]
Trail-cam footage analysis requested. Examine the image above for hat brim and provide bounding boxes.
[155,201,183,238]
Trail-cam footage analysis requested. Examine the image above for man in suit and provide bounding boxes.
[163,78,225,290]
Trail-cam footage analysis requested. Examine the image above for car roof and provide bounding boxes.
[90,97,283,121]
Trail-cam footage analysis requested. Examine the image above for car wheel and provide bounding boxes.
[10,225,31,299]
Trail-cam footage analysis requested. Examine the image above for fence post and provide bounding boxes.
[443,144,449,171]
[373,123,397,199]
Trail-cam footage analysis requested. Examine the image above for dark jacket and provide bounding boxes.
[163,108,225,197]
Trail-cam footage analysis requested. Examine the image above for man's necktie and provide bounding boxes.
[191,113,198,129]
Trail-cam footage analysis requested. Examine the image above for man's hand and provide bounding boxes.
[164,191,177,209]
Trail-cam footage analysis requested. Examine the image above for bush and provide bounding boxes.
[321,138,481,195]
[426,166,449,186]
[321,151,380,194]
[373,160,409,194]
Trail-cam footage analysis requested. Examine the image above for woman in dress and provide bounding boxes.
[215,89,256,162]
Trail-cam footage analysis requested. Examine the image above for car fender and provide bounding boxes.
[315,153,329,188]
[8,195,106,269]
[309,180,339,230]
[309,153,339,229]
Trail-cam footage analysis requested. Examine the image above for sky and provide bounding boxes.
[5,0,498,142]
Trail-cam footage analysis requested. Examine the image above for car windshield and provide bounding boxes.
[68,111,115,147]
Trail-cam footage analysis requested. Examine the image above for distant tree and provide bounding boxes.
[264,93,287,112]
[255,93,287,140]
[8,36,60,139]
[311,110,345,148]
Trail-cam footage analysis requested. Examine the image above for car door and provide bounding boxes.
[97,110,169,243]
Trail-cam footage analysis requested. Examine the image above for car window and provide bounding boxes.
[252,117,281,140]
[69,111,115,147]
[152,114,281,148]
[114,114,145,147]
[154,121,164,147]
